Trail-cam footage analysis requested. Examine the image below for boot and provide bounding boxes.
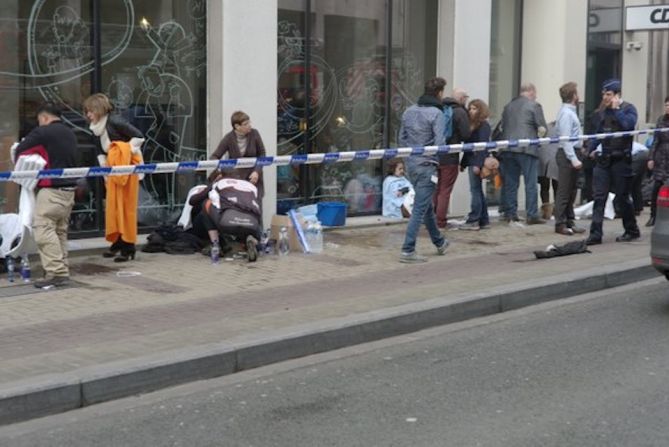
[114,240,136,262]
[541,203,554,220]
[102,237,123,258]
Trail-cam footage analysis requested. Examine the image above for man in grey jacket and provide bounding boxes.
[398,77,450,263]
[498,83,548,224]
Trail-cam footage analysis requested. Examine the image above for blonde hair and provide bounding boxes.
[83,93,113,119]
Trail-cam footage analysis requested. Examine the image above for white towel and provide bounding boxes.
[177,185,208,230]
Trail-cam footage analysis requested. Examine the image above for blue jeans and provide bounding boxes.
[499,152,539,219]
[466,167,489,225]
[402,160,446,253]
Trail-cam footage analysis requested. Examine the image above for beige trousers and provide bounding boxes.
[33,188,75,278]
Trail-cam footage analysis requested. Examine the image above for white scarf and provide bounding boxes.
[90,115,111,153]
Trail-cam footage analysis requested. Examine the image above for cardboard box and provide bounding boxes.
[270,213,307,252]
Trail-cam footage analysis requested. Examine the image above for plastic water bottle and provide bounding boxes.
[210,243,220,264]
[311,222,323,254]
[6,257,15,283]
[278,227,290,256]
[20,255,31,283]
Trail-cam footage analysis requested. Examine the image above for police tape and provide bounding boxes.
[2,127,668,182]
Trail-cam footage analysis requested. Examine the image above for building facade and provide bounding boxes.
[0,0,667,236]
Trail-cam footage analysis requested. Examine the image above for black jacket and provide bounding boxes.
[439,97,471,165]
[105,115,144,142]
[16,120,79,187]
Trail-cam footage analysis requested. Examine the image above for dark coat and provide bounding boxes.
[461,121,491,169]
[210,128,266,197]
[650,114,669,181]
[106,115,143,142]
[439,97,471,165]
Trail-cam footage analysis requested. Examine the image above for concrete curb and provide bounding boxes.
[0,259,658,426]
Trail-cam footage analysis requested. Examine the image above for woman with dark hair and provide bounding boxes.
[646,96,669,227]
[459,99,492,230]
[84,93,144,262]
[382,159,413,218]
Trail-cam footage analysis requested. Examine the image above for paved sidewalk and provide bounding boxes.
[0,213,658,424]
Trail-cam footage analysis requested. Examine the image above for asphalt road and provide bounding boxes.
[2,278,669,447]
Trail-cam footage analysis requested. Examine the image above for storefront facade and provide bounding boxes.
[1,0,667,236]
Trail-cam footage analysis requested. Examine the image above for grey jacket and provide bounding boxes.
[500,96,547,157]
[398,95,446,166]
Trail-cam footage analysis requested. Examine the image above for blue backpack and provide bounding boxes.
[443,106,454,141]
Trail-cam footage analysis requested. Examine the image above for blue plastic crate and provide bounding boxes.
[317,202,347,226]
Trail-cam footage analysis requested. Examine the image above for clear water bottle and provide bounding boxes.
[20,255,31,283]
[210,242,220,264]
[6,257,15,283]
[311,222,323,254]
[278,226,290,256]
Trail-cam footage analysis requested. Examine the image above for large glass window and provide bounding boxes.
[489,0,522,123]
[0,0,206,235]
[647,0,669,123]
[277,0,438,215]
[585,0,622,132]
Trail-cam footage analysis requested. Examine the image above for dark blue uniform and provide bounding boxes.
[588,101,640,242]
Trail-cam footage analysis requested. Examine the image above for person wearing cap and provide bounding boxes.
[585,79,641,245]
[14,103,79,288]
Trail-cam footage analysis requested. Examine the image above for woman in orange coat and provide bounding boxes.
[84,93,144,262]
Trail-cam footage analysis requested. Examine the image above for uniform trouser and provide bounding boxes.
[33,188,75,278]
[589,158,639,240]
[554,149,578,227]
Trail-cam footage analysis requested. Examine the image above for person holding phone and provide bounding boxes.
[585,79,640,245]
[382,159,413,218]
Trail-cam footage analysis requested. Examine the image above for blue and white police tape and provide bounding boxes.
[2,127,668,182]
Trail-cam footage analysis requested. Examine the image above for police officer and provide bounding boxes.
[586,79,641,245]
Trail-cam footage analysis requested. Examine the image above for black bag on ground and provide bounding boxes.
[533,240,590,259]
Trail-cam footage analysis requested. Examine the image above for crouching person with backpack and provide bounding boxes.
[192,176,262,263]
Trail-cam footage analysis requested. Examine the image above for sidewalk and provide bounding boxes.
[0,214,658,425]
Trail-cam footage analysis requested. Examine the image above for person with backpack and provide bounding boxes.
[398,77,450,264]
[433,88,471,229]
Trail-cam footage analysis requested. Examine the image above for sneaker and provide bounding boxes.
[246,235,258,262]
[400,252,428,264]
[479,223,491,230]
[615,232,640,243]
[502,215,521,223]
[555,224,574,236]
[436,240,450,256]
[34,276,70,289]
[568,225,586,234]
[459,222,480,231]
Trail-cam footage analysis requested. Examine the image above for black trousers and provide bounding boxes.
[589,157,639,239]
[650,179,664,219]
[630,152,648,213]
[554,149,578,227]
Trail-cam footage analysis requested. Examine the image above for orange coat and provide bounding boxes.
[105,141,142,244]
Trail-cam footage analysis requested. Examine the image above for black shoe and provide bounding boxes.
[34,276,70,289]
[615,232,640,243]
[526,217,546,225]
[102,239,123,258]
[585,236,602,246]
[645,217,655,227]
[246,235,258,262]
[114,243,136,262]
[503,215,521,223]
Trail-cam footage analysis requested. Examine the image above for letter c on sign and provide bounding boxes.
[650,8,669,24]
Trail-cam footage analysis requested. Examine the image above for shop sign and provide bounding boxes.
[626,5,669,31]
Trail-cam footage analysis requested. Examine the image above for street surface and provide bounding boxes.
[2,278,668,447]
